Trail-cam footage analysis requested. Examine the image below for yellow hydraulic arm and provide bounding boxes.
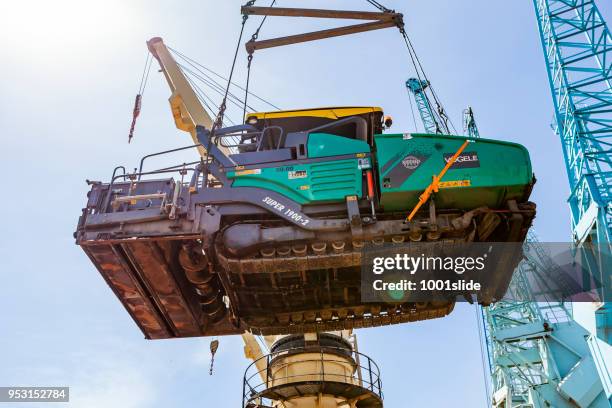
[146,37,226,157]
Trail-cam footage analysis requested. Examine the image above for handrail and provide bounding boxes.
[137,143,204,180]
[242,346,382,407]
[111,166,127,182]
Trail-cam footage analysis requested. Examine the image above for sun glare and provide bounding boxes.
[1,0,137,63]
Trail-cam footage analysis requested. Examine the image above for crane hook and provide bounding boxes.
[209,339,219,375]
[128,94,142,143]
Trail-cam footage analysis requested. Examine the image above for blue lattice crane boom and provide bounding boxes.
[463,107,480,139]
[481,232,611,407]
[405,78,450,134]
[478,1,612,405]
[533,0,612,246]
[533,0,611,343]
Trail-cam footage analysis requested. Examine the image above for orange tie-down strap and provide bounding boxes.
[406,139,470,222]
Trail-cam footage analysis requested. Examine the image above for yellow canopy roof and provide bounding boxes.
[246,106,383,121]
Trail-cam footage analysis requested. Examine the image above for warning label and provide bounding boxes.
[439,180,471,188]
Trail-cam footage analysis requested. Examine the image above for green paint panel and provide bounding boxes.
[228,133,368,204]
[375,133,533,211]
[229,159,363,204]
[307,132,370,158]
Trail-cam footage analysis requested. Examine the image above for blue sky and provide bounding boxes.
[2,1,611,407]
